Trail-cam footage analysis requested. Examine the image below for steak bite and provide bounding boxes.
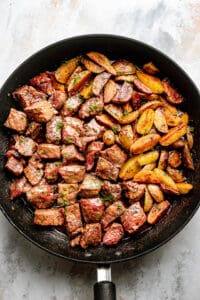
[5,156,24,176]
[103,223,124,246]
[79,96,104,119]
[34,208,65,226]
[121,202,146,233]
[100,144,127,168]
[26,184,55,208]
[61,145,84,164]
[13,85,46,108]
[59,165,85,183]
[48,90,66,110]
[122,181,145,203]
[79,174,102,197]
[62,124,82,148]
[44,161,62,182]
[15,136,37,157]
[70,235,81,248]
[4,108,27,132]
[96,157,119,181]
[46,116,63,144]
[80,197,104,223]
[61,95,82,117]
[37,144,61,159]
[84,118,105,138]
[101,181,122,203]
[65,203,83,237]
[80,223,102,249]
[24,163,44,185]
[30,72,55,95]
[85,141,104,171]
[63,117,84,134]
[24,100,56,123]
[25,121,42,139]
[57,183,79,206]
[10,176,31,200]
[101,200,126,229]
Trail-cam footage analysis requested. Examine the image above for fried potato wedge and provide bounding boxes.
[137,150,159,166]
[119,125,134,150]
[168,150,181,168]
[119,110,139,125]
[123,102,133,114]
[136,70,164,94]
[160,98,179,115]
[162,79,183,104]
[147,184,164,202]
[182,142,194,170]
[130,134,160,154]
[119,156,142,180]
[154,108,168,133]
[162,107,181,127]
[81,57,104,73]
[93,72,111,96]
[87,51,116,75]
[53,81,65,92]
[157,150,168,170]
[159,123,187,146]
[112,82,133,104]
[96,114,121,132]
[138,100,163,114]
[144,188,153,212]
[112,59,136,75]
[55,57,79,83]
[133,78,153,94]
[176,183,193,194]
[136,109,154,135]
[179,113,189,125]
[115,75,136,82]
[186,126,194,149]
[147,201,170,224]
[80,80,93,99]
[104,104,123,121]
[104,79,117,103]
[143,61,159,75]
[103,130,115,146]
[172,139,185,148]
[67,70,91,94]
[166,166,185,183]
[141,162,156,171]
[153,168,179,194]
[134,170,160,184]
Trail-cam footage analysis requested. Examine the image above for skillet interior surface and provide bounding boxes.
[0,34,200,264]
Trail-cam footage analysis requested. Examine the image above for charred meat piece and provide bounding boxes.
[24,163,44,185]
[24,101,56,123]
[26,184,55,208]
[182,142,194,170]
[61,145,84,164]
[84,118,105,138]
[70,235,81,248]
[13,85,46,108]
[10,177,31,200]
[85,141,104,171]
[4,108,27,132]
[79,174,102,197]
[122,181,145,204]
[166,166,185,183]
[79,96,103,119]
[100,144,127,168]
[63,117,84,134]
[168,150,181,168]
[96,157,119,181]
[34,208,65,226]
[121,202,146,233]
[44,161,62,182]
[5,156,24,176]
[59,165,85,183]
[46,116,63,144]
[162,79,183,104]
[57,183,79,206]
[28,152,43,169]
[15,136,37,157]
[62,124,82,148]
[25,121,42,139]
[78,136,97,152]
[48,90,66,110]
[131,91,142,110]
[30,72,55,95]
[101,201,126,229]
[65,203,83,237]
[37,144,61,159]
[61,95,82,117]
[80,197,104,223]
[103,223,124,246]
[92,72,111,96]
[101,181,122,203]
[80,223,102,249]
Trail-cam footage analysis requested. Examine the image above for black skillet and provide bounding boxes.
[0,34,200,300]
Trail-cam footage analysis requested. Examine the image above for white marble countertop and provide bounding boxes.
[0,0,200,299]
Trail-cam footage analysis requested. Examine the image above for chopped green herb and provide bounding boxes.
[41,150,47,155]
[190,126,194,133]
[131,188,136,193]
[111,126,118,135]
[122,109,129,116]
[65,137,74,144]
[89,105,98,112]
[56,122,64,130]
[99,191,113,203]
[72,75,80,85]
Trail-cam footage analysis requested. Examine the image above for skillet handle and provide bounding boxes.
[94,265,116,300]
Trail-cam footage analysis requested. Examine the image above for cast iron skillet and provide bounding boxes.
[0,34,200,300]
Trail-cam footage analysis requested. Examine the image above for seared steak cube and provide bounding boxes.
[59,165,85,183]
[10,177,31,200]
[96,157,119,181]
[13,85,46,108]
[79,96,103,119]
[49,90,66,110]
[122,181,145,204]
[79,174,102,197]
[61,95,82,117]
[85,141,104,171]
[15,136,37,157]
[62,124,82,148]
[5,156,24,176]
[26,184,55,208]
[57,183,79,206]
[4,108,27,132]
[46,116,63,144]
[70,235,81,248]
[30,72,54,95]
[63,117,84,134]
[100,144,127,168]
[80,223,102,249]
[26,121,42,139]
[101,181,122,204]
[34,208,65,226]
[80,197,104,223]
[101,201,126,228]
[24,100,55,123]
[103,223,124,246]
[37,144,61,159]
[65,203,83,237]
[24,163,44,185]
[84,119,105,138]
[61,145,84,164]
[44,161,62,182]
[121,202,146,233]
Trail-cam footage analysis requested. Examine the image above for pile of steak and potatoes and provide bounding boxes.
[4,51,194,249]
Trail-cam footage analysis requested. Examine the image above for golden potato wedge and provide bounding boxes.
[119,110,139,125]
[123,102,133,114]
[80,80,93,99]
[96,114,121,132]
[52,81,65,92]
[162,108,181,127]
[136,70,164,94]
[138,100,163,114]
[81,57,104,73]
[119,125,134,150]
[103,130,115,146]
[162,79,183,104]
[115,75,136,82]
[179,113,189,125]
[160,98,179,115]
[186,126,194,149]
[144,188,153,212]
[104,79,117,103]
[104,104,123,121]
[147,184,164,203]
[112,59,136,75]
[133,78,153,94]
[172,139,185,148]
[147,201,170,224]
[176,183,193,194]
[182,142,194,170]
[141,162,156,171]
[93,72,111,96]
[55,57,79,83]
[137,150,159,166]
[136,109,154,135]
[166,166,185,183]
[119,156,142,180]
[134,170,160,184]
[160,123,187,146]
[153,168,179,194]
[168,150,181,168]
[157,150,168,170]
[67,70,91,94]
[143,61,159,75]
[130,134,160,154]
[154,108,168,133]
[87,51,116,75]
[67,65,83,85]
